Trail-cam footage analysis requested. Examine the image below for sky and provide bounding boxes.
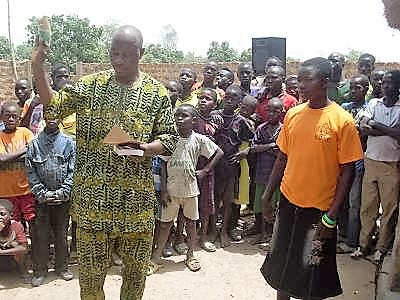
[1,0,400,62]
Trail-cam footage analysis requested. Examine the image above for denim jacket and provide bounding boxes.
[25,130,75,204]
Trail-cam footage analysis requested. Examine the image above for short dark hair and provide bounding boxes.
[52,63,69,74]
[358,53,376,64]
[0,100,21,115]
[301,57,331,80]
[0,199,13,214]
[226,84,243,98]
[200,87,218,102]
[266,56,283,67]
[386,70,400,91]
[242,95,257,106]
[351,74,370,88]
[220,67,234,79]
[176,103,197,117]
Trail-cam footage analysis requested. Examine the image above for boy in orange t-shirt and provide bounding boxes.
[0,101,35,224]
[260,58,363,300]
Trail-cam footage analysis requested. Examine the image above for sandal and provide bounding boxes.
[146,261,162,276]
[174,242,188,255]
[185,257,201,272]
[200,241,216,252]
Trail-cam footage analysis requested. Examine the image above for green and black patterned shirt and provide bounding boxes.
[46,70,178,233]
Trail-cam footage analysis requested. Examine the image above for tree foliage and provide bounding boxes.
[25,15,116,70]
[239,48,252,62]
[207,41,238,62]
[141,44,185,63]
[345,49,364,63]
[0,36,11,60]
[15,42,32,60]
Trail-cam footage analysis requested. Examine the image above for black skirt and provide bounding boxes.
[260,195,342,300]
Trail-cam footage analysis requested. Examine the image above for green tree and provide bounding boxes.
[183,52,206,63]
[207,41,238,62]
[345,49,363,63]
[25,15,113,70]
[141,44,184,63]
[239,48,252,62]
[15,42,32,60]
[0,36,11,60]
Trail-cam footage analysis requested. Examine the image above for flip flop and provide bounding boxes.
[200,241,216,252]
[146,261,163,276]
[185,257,201,272]
[174,242,188,255]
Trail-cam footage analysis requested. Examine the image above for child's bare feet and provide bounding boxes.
[250,233,270,245]
[220,232,231,248]
[200,240,216,252]
[174,242,188,255]
[185,256,201,272]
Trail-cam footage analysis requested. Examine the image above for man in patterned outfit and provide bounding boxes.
[32,25,178,300]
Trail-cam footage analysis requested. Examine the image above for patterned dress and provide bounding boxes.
[46,69,177,300]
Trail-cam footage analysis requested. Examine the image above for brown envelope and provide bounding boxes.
[103,125,140,145]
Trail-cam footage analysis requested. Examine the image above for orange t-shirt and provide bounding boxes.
[0,127,34,197]
[277,102,363,211]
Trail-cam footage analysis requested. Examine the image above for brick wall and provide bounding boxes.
[1,60,400,102]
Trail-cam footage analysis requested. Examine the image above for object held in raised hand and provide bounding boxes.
[37,16,51,47]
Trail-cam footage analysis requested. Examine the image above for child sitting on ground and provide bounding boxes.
[0,199,28,279]
[150,104,223,273]
[213,85,254,247]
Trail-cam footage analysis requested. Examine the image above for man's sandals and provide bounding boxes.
[147,261,163,276]
[185,257,201,272]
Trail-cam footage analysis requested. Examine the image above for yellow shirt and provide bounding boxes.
[60,113,76,139]
[175,93,199,107]
[277,102,363,210]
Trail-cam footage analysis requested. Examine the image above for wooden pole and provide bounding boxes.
[7,0,18,81]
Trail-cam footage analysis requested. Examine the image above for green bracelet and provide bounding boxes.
[321,218,336,229]
[322,213,336,226]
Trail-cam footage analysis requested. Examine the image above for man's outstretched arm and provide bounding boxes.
[31,43,53,107]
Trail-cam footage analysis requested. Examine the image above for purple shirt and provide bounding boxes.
[253,121,282,184]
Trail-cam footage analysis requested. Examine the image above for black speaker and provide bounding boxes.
[252,37,286,76]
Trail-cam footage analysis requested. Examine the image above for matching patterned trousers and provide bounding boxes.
[77,227,153,300]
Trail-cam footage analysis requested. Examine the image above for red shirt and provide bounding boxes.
[255,91,298,122]
[0,220,27,245]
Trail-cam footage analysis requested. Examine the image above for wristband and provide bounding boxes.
[321,213,336,228]
[321,218,336,229]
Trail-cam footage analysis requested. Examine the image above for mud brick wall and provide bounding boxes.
[1,60,400,102]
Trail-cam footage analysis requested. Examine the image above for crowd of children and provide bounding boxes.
[1,51,400,296]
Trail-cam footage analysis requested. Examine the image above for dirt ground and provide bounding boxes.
[0,241,375,300]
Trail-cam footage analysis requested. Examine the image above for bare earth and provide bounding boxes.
[0,242,375,300]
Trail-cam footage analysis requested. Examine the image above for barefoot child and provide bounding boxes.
[195,88,220,252]
[0,199,28,278]
[214,85,254,247]
[249,97,283,244]
[151,104,223,272]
